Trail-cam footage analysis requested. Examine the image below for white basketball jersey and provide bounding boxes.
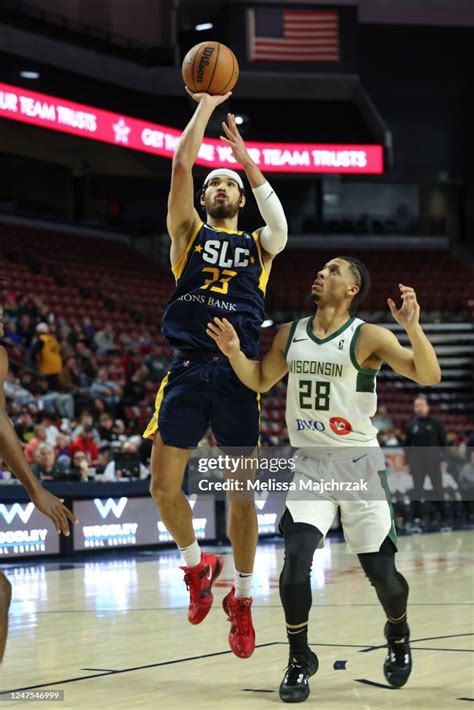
[285,315,379,448]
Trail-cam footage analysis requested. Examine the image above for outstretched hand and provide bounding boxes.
[185,86,232,108]
[220,113,251,165]
[30,487,77,536]
[206,317,241,357]
[387,284,420,329]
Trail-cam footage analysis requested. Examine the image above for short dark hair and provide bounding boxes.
[415,393,428,403]
[337,256,371,315]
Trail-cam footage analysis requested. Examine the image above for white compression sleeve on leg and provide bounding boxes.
[252,181,288,255]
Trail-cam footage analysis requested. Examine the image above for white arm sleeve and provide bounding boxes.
[252,181,288,255]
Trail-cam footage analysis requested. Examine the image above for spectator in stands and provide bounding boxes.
[75,342,97,386]
[97,412,120,445]
[458,451,474,500]
[3,321,22,346]
[35,297,53,325]
[41,412,60,447]
[3,292,18,322]
[58,356,81,416]
[90,398,107,420]
[24,425,47,464]
[442,440,467,480]
[17,313,34,348]
[18,294,39,322]
[138,328,153,355]
[93,324,116,355]
[14,411,35,446]
[18,369,35,393]
[118,332,138,355]
[3,371,37,407]
[71,411,100,444]
[144,347,167,382]
[121,365,148,408]
[30,375,72,420]
[102,440,148,481]
[55,433,71,468]
[90,368,122,410]
[371,405,394,434]
[32,322,63,390]
[382,430,401,447]
[31,443,66,481]
[405,394,446,518]
[70,425,99,465]
[70,451,90,482]
[81,316,95,344]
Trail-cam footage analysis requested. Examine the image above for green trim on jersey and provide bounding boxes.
[378,470,398,549]
[349,323,379,393]
[306,315,355,345]
[284,320,299,358]
[356,369,377,393]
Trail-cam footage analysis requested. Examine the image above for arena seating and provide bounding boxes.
[0,222,472,442]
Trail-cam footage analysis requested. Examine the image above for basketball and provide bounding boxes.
[181,41,239,95]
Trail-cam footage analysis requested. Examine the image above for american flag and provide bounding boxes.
[247,7,340,64]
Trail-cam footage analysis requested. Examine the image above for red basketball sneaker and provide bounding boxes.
[180,552,223,625]
[222,586,255,658]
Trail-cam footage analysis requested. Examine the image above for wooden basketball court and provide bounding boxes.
[1,531,473,708]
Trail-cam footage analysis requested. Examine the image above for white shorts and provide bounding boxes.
[285,447,397,554]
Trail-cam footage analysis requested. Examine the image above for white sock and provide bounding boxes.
[179,539,201,568]
[234,568,253,598]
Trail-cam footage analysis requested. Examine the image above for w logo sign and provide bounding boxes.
[93,497,128,519]
[0,502,35,524]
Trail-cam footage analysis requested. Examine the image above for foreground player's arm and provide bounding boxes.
[220,113,287,256]
[167,90,232,244]
[0,346,77,535]
[358,284,441,386]
[207,318,289,392]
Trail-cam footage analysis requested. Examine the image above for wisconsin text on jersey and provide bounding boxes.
[288,360,344,377]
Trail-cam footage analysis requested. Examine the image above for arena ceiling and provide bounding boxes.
[178,0,474,29]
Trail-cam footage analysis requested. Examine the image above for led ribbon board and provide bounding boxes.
[0,82,383,174]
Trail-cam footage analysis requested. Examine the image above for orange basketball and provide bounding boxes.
[181,41,239,95]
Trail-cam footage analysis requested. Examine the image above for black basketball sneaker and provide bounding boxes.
[279,651,319,703]
[383,622,412,687]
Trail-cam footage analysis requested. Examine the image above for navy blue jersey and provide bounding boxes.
[161,221,268,358]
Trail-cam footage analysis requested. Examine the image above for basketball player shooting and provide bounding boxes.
[143,88,288,658]
[0,313,77,663]
[207,257,441,700]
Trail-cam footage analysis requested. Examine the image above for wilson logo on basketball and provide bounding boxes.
[329,416,352,435]
[196,47,215,83]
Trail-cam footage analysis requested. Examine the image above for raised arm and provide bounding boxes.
[167,90,232,259]
[0,346,76,534]
[220,113,288,259]
[357,284,441,386]
[206,317,290,392]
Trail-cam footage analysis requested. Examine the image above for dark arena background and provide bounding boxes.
[0,1,472,707]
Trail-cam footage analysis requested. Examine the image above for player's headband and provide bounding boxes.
[204,169,244,190]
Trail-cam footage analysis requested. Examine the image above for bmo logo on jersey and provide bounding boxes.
[202,240,250,268]
[295,419,326,432]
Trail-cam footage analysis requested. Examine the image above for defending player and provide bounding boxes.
[0,339,77,663]
[207,257,440,700]
[143,88,288,658]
